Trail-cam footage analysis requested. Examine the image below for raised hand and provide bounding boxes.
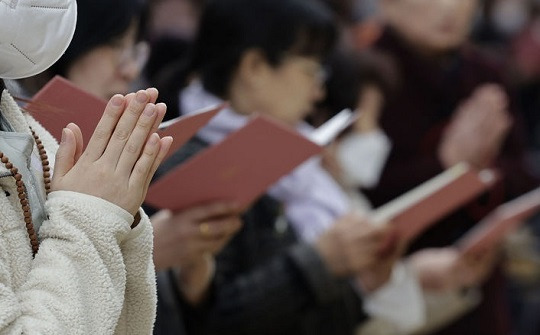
[439,84,512,169]
[408,246,500,292]
[315,213,394,277]
[152,202,242,270]
[52,89,173,216]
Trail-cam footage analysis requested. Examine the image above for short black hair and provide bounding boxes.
[190,0,337,98]
[52,0,146,77]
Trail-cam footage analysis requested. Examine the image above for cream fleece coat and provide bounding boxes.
[0,90,157,334]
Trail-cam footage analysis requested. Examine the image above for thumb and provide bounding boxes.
[66,123,84,162]
[53,128,77,178]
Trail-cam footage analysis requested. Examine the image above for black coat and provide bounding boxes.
[152,137,367,335]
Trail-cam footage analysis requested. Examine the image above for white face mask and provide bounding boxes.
[337,129,392,189]
[0,0,77,79]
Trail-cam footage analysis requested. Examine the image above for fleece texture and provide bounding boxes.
[0,90,156,334]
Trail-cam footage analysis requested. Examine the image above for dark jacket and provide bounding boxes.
[365,28,540,335]
[153,137,367,335]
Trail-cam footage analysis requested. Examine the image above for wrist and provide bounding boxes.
[176,254,215,305]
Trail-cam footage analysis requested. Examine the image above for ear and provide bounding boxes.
[236,49,271,86]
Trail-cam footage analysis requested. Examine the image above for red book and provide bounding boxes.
[26,75,107,146]
[157,104,224,161]
[371,163,499,242]
[456,187,540,255]
[145,115,323,211]
[26,76,220,154]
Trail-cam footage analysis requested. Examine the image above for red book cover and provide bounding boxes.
[145,115,323,211]
[158,103,223,161]
[456,187,540,255]
[25,75,107,145]
[26,76,219,155]
[371,163,499,242]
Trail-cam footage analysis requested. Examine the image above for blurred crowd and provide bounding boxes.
[5,0,540,334]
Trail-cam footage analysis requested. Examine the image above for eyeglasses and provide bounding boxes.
[282,55,329,84]
[110,41,150,70]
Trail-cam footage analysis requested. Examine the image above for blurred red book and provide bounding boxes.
[456,187,540,255]
[145,115,324,211]
[25,75,220,155]
[371,163,499,243]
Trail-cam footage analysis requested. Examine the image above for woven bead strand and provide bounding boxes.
[0,128,51,256]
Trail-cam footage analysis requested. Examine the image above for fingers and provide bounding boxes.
[53,128,77,179]
[83,94,127,161]
[145,135,173,189]
[181,201,242,222]
[128,133,162,188]
[115,103,159,173]
[197,217,242,239]
[147,87,159,104]
[150,103,167,139]
[65,123,83,162]
[101,90,151,165]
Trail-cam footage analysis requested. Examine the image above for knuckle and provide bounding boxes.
[133,163,148,176]
[136,117,153,130]
[142,144,157,158]
[127,104,142,117]
[114,129,130,141]
[125,142,140,154]
[93,128,109,141]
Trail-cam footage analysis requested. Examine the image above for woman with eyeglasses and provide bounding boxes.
[152,1,430,334]
[15,0,149,100]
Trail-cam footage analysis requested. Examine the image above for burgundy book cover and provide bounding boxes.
[157,104,223,161]
[372,163,499,242]
[25,75,107,146]
[457,187,540,255]
[145,115,323,211]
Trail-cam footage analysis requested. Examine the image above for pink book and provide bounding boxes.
[144,115,323,211]
[456,187,540,255]
[371,163,499,243]
[25,76,220,154]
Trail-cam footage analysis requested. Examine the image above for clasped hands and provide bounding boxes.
[51,88,172,217]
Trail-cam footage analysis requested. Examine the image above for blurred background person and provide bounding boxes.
[15,0,149,100]
[308,45,502,335]
[361,0,540,334]
[152,0,429,334]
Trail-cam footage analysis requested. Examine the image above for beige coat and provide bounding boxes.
[0,90,156,334]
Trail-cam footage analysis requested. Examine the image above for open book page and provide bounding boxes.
[456,187,540,255]
[309,108,358,146]
[145,115,322,211]
[370,163,499,242]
